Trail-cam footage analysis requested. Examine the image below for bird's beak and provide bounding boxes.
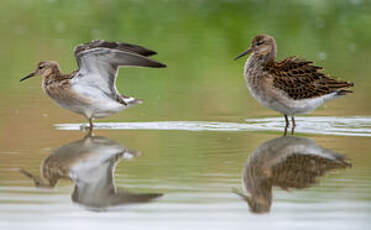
[20,72,35,82]
[234,47,253,61]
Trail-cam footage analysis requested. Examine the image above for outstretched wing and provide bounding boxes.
[74,40,158,57]
[265,57,353,100]
[74,41,166,96]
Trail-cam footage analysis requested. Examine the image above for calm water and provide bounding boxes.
[1,0,371,229]
[1,122,370,230]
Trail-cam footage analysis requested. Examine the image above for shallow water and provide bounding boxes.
[56,116,371,136]
[1,125,371,229]
[1,0,371,229]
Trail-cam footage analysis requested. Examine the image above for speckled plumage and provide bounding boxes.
[266,57,353,100]
[233,136,351,213]
[21,41,166,131]
[235,34,354,135]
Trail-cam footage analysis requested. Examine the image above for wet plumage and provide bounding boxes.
[235,34,354,135]
[21,40,166,131]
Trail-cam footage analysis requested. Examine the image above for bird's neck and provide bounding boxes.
[249,43,277,67]
[43,72,60,87]
[244,55,265,76]
[43,69,76,86]
[244,49,276,76]
[264,44,276,64]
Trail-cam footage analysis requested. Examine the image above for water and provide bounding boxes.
[56,116,371,136]
[1,0,371,229]
[1,125,370,229]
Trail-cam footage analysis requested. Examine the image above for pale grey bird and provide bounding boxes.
[19,135,163,210]
[20,40,166,131]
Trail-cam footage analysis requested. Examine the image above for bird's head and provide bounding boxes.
[20,61,61,82]
[234,34,276,62]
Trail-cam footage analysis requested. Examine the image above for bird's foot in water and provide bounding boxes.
[80,123,90,131]
[80,123,94,134]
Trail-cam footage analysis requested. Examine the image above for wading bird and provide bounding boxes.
[21,40,166,132]
[235,35,353,135]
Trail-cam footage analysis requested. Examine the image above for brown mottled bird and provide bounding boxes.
[233,136,351,213]
[20,40,166,131]
[235,34,354,135]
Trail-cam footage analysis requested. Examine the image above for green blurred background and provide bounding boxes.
[1,0,370,127]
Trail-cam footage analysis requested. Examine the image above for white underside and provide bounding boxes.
[52,83,129,119]
[247,84,339,116]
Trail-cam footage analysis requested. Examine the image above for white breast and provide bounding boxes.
[48,81,125,119]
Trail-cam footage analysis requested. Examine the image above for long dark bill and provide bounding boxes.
[19,72,35,82]
[234,47,253,61]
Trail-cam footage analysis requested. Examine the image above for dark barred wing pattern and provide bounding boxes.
[265,57,354,100]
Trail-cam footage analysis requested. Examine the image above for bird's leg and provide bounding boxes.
[283,114,289,136]
[291,116,296,135]
[88,118,93,134]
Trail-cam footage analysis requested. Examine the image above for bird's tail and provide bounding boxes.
[336,89,353,96]
[118,95,143,107]
[333,81,354,96]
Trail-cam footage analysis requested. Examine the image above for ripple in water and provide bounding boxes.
[55,116,371,137]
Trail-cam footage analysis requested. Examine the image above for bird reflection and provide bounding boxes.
[234,136,351,213]
[19,135,162,210]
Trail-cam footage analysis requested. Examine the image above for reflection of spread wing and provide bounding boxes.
[73,40,166,96]
[265,57,353,100]
[115,190,163,204]
[272,153,351,190]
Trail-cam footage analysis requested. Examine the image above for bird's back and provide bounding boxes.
[265,57,354,100]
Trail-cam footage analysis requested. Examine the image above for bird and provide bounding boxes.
[19,134,163,210]
[234,34,354,135]
[20,40,166,132]
[233,136,351,213]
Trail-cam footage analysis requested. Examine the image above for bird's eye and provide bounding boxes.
[38,65,44,70]
[256,41,264,46]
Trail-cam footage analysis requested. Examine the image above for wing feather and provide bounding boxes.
[74,44,166,96]
[265,57,353,100]
[74,40,157,57]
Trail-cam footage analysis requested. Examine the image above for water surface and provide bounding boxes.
[1,0,371,229]
[1,126,370,230]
